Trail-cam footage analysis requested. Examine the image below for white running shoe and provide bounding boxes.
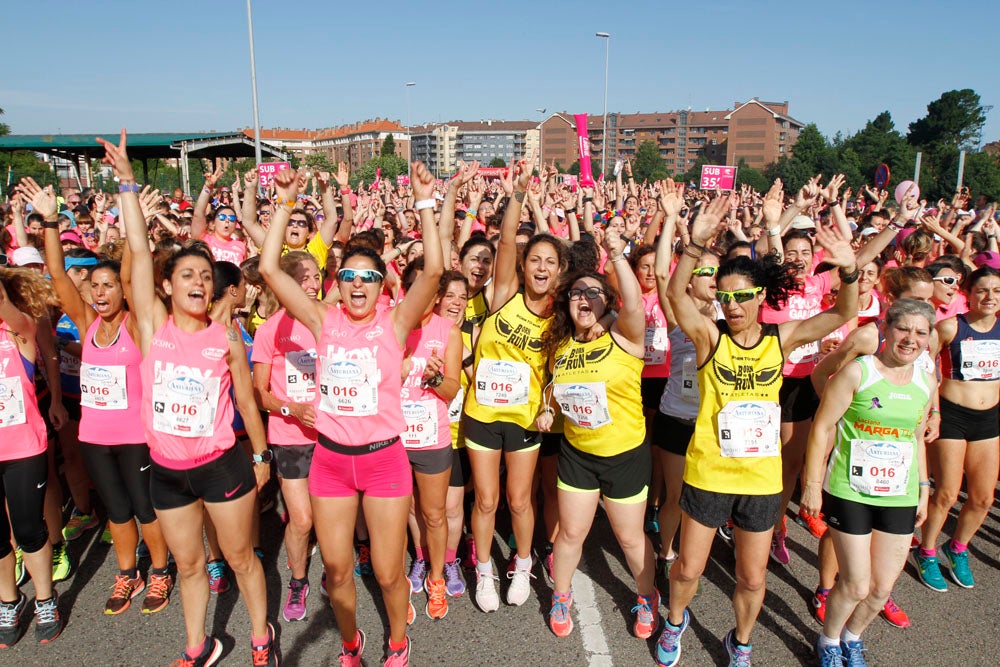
[475,568,501,612]
[506,558,536,607]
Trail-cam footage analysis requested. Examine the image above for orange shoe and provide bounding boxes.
[424,578,448,620]
[549,591,574,637]
[796,508,828,538]
[406,597,415,625]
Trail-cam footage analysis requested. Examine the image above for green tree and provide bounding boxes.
[682,156,711,183]
[488,157,507,168]
[909,89,987,151]
[0,151,57,188]
[304,152,335,173]
[354,154,408,188]
[0,108,9,137]
[838,111,916,192]
[735,158,769,192]
[632,140,666,183]
[962,151,1000,201]
[380,134,397,157]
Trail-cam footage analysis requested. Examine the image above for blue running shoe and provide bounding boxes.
[913,552,948,592]
[655,608,689,667]
[942,543,975,588]
[724,629,752,667]
[842,638,868,667]
[816,638,844,667]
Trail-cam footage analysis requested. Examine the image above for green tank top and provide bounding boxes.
[825,355,931,507]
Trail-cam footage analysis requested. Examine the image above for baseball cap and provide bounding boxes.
[12,246,45,267]
[790,215,816,230]
[973,251,1000,270]
[60,230,83,246]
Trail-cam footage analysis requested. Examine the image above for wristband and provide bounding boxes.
[564,207,577,215]
[275,197,295,210]
[583,196,594,204]
[839,265,860,284]
[541,406,555,415]
[929,409,940,415]
[466,208,477,217]
[767,227,781,237]
[414,199,435,211]
[42,219,59,229]
[688,240,706,252]
[919,481,932,488]
[465,211,477,220]
[609,255,626,263]
[888,221,903,232]
[340,188,352,195]
[119,183,141,194]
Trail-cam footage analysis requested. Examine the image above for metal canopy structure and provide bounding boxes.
[0,132,287,194]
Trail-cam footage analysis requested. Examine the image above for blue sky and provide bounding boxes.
[3,0,997,146]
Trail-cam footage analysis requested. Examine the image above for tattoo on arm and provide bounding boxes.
[514,192,525,203]
[227,327,239,342]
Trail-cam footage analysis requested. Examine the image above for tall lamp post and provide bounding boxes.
[596,32,610,179]
[405,82,416,177]
[536,107,546,169]
[246,0,263,169]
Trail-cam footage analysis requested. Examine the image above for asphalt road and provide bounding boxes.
[5,491,1000,666]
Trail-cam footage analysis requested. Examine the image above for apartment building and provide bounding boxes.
[313,119,409,173]
[241,128,320,160]
[540,99,803,176]
[410,120,540,177]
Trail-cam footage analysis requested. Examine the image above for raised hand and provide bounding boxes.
[93,191,108,213]
[17,177,57,218]
[335,162,350,189]
[203,165,225,190]
[316,171,331,192]
[658,178,684,217]
[898,183,920,222]
[761,178,784,224]
[813,223,855,268]
[821,174,846,203]
[690,196,730,245]
[411,161,435,201]
[95,128,135,180]
[273,167,300,203]
[138,186,162,220]
[244,169,259,190]
[794,175,822,209]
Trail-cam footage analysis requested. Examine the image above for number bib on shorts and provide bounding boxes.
[644,327,669,366]
[960,340,1000,380]
[681,355,698,400]
[284,350,317,402]
[0,376,27,427]
[475,359,530,406]
[717,401,780,458]
[151,372,220,437]
[402,400,440,449]
[849,439,912,496]
[553,382,612,429]
[80,363,128,410]
[319,356,379,417]
[448,387,464,424]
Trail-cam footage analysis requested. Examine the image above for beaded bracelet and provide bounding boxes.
[119,183,141,194]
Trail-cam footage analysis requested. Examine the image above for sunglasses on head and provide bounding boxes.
[568,286,606,300]
[692,266,718,277]
[216,214,237,222]
[338,268,384,283]
[288,218,310,228]
[715,287,763,304]
[932,275,959,286]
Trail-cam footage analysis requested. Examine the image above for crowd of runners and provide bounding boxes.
[0,128,998,666]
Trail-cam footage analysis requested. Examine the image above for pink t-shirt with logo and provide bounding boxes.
[641,291,671,378]
[140,318,235,469]
[0,325,47,461]
[400,314,454,450]
[315,306,405,446]
[205,234,247,265]
[79,314,144,445]
[761,272,832,378]
[251,310,318,446]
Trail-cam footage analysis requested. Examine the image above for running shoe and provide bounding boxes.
[354,543,373,577]
[62,508,98,541]
[443,559,465,597]
[171,636,223,667]
[506,558,535,607]
[101,524,114,545]
[338,630,365,667]
[33,591,62,644]
[461,535,477,571]
[475,568,500,612]
[142,572,174,614]
[659,554,677,581]
[383,637,411,666]
[717,520,735,547]
[795,508,828,538]
[424,578,448,620]
[655,608,689,667]
[407,558,427,594]
[13,549,27,587]
[207,559,231,594]
[51,542,71,582]
[724,628,752,667]
[549,591,574,638]
[632,589,660,639]
[645,506,660,534]
[816,638,844,667]
[406,598,415,625]
[909,535,920,550]
[880,595,909,628]
[254,548,265,562]
[0,591,26,649]
[913,552,948,592]
[841,638,868,667]
[811,588,829,624]
[282,579,309,622]
[537,542,555,585]
[770,528,790,565]
[320,571,329,598]
[250,622,277,667]
[942,543,975,588]
[105,572,145,615]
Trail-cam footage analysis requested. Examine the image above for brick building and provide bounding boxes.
[410,120,539,177]
[313,119,408,172]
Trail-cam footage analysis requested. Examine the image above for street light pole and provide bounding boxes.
[596,32,610,179]
[536,107,546,170]
[246,0,263,168]
[405,82,415,178]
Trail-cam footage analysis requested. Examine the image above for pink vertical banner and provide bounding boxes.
[574,114,596,188]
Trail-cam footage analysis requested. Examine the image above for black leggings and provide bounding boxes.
[79,442,157,524]
[0,453,49,559]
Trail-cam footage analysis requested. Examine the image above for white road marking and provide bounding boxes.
[572,564,613,666]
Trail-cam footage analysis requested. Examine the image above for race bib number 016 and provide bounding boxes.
[553,382,612,429]
[475,359,529,406]
[151,373,220,437]
[960,340,1000,381]
[718,401,780,458]
[80,363,128,410]
[318,357,379,417]
[849,439,912,496]
[284,350,317,403]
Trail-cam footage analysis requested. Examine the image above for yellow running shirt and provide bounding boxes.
[685,322,785,496]
[551,333,644,457]
[464,292,549,430]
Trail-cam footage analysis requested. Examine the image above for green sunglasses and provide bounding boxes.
[692,266,718,277]
[715,287,762,304]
